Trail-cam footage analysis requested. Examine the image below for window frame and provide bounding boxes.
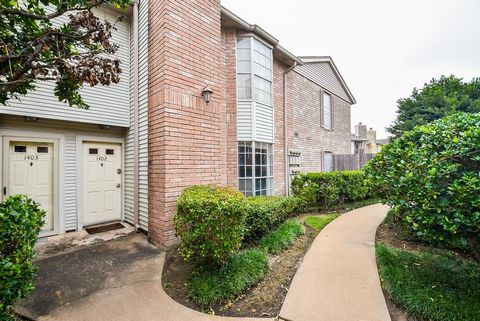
[236,36,274,107]
[322,91,333,130]
[323,151,334,172]
[238,141,274,196]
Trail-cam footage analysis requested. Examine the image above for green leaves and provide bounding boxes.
[388,75,480,138]
[0,195,45,320]
[366,113,480,260]
[291,170,371,209]
[0,0,129,108]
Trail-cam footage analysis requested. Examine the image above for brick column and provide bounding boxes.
[147,0,227,247]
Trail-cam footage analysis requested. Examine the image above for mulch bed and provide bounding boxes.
[162,221,318,318]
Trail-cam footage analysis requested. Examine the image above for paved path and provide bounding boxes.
[280,204,391,321]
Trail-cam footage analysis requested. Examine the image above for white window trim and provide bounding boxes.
[236,36,274,107]
[323,151,334,172]
[238,141,275,196]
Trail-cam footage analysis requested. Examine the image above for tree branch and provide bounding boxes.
[0,1,105,20]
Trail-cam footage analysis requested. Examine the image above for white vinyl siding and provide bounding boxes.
[124,0,149,231]
[0,8,131,127]
[0,115,124,232]
[138,0,149,231]
[236,37,274,143]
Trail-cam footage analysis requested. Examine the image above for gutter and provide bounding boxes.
[132,0,140,229]
[283,62,297,196]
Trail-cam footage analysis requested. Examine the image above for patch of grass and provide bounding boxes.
[187,249,268,308]
[376,243,480,321]
[305,214,339,232]
[259,219,305,254]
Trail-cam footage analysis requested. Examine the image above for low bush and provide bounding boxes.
[259,219,305,254]
[0,195,45,320]
[366,113,480,262]
[244,196,306,241]
[377,243,480,321]
[175,185,247,267]
[305,214,339,232]
[187,249,268,308]
[291,170,369,208]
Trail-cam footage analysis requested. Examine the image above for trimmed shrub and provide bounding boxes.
[175,185,247,267]
[366,113,480,262]
[187,249,268,308]
[1,195,45,320]
[291,170,369,208]
[244,196,307,241]
[259,219,305,254]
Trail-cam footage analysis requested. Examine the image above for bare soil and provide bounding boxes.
[162,221,318,318]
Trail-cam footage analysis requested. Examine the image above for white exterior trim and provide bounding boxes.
[75,135,125,231]
[0,129,65,236]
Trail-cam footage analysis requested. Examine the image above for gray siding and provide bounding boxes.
[138,0,149,231]
[124,0,149,230]
[294,63,351,103]
[0,8,131,127]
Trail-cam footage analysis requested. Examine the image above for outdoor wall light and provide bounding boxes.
[100,124,112,130]
[202,86,213,104]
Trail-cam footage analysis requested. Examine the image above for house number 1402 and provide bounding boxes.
[97,156,108,161]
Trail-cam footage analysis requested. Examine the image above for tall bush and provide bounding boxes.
[366,113,480,262]
[291,170,369,208]
[0,195,45,320]
[175,185,247,267]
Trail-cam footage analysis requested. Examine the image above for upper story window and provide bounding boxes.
[322,92,332,130]
[237,37,273,106]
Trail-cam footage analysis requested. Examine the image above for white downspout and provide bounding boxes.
[283,62,297,196]
[132,0,140,229]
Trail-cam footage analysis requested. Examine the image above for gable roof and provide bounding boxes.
[295,56,356,105]
[221,6,303,67]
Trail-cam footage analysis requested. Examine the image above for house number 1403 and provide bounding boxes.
[24,155,39,161]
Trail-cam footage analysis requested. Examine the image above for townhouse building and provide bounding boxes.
[0,0,355,248]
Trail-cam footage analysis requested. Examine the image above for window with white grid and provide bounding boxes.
[323,92,332,130]
[238,142,274,196]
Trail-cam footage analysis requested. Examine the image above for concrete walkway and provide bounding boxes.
[18,204,390,321]
[280,204,391,321]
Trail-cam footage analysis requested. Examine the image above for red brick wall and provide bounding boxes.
[222,28,238,188]
[148,0,227,247]
[287,71,352,173]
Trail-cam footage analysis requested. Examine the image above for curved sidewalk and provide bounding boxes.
[280,204,391,321]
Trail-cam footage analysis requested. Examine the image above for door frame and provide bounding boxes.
[0,130,64,237]
[76,135,125,230]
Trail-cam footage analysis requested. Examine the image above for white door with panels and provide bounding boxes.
[5,141,55,232]
[82,142,122,226]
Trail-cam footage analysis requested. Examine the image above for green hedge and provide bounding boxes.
[291,170,369,208]
[244,196,306,241]
[1,195,45,320]
[175,185,247,267]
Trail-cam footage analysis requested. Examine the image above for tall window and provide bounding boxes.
[238,142,274,196]
[322,92,332,130]
[323,151,334,172]
[237,37,273,106]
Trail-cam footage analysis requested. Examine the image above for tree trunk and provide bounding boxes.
[469,231,480,264]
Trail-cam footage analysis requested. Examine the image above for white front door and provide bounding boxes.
[7,141,55,232]
[82,142,122,226]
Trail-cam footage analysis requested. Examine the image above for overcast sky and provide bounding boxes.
[221,0,480,138]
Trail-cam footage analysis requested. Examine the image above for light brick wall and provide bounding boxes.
[148,0,227,247]
[288,71,352,173]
